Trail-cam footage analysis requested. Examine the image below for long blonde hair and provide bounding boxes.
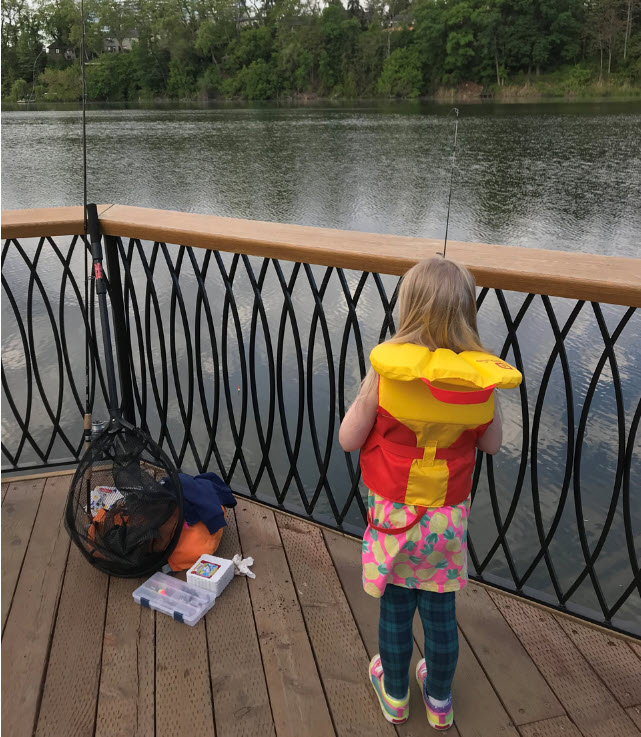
[361,258,486,395]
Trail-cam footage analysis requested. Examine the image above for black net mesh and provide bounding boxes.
[65,422,183,577]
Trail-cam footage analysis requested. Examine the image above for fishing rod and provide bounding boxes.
[66,3,184,579]
[81,0,91,450]
[441,107,459,259]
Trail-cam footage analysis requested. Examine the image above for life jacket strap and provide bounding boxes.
[368,430,472,461]
[367,506,428,535]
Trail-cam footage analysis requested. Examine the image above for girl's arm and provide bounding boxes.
[339,382,378,452]
[477,394,503,455]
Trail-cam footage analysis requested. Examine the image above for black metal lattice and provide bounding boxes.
[2,234,640,636]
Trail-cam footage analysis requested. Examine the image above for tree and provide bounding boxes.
[10,76,27,99]
[99,0,136,52]
[378,45,422,95]
[589,0,624,76]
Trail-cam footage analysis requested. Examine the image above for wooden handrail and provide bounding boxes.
[2,204,640,307]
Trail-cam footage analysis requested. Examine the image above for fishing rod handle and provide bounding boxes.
[86,203,106,294]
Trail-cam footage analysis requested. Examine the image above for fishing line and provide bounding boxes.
[441,107,459,259]
[81,0,91,449]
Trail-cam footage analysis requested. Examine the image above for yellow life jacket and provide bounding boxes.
[360,343,522,509]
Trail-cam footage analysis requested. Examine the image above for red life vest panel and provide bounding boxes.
[360,343,522,508]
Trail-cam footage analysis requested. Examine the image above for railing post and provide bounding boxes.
[103,234,136,425]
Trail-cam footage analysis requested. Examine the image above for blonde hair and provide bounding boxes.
[360,258,486,395]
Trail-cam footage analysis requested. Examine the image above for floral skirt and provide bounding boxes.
[362,492,470,597]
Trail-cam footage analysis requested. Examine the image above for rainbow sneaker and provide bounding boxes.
[416,659,454,731]
[368,654,410,724]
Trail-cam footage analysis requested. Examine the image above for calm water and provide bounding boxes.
[2,100,641,255]
[2,101,640,629]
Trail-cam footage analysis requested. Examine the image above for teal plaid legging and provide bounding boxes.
[379,584,459,701]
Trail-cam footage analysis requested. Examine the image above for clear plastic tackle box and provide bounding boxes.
[132,572,216,626]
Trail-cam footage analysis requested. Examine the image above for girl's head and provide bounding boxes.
[392,257,485,353]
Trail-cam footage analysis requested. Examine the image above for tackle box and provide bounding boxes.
[186,555,234,596]
[132,572,216,626]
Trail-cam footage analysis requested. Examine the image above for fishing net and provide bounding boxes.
[65,421,183,577]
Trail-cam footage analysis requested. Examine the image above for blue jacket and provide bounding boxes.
[163,472,236,534]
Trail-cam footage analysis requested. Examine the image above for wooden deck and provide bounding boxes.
[2,473,641,737]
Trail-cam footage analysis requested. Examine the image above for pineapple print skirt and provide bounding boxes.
[362,492,470,597]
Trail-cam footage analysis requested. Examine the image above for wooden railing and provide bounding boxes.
[2,205,640,637]
[2,204,640,306]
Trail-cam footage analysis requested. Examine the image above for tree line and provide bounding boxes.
[2,0,640,101]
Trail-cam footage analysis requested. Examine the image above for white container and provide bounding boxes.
[187,555,235,597]
[132,572,215,626]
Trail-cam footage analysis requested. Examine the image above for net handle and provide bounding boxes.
[87,203,121,420]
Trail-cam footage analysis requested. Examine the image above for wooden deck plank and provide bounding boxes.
[235,501,335,737]
[489,591,640,737]
[2,480,10,503]
[452,628,521,737]
[206,509,275,737]
[323,529,460,737]
[155,609,215,737]
[278,516,394,737]
[627,706,641,731]
[1,476,71,737]
[35,545,110,737]
[1,478,46,629]
[518,716,583,737]
[94,577,155,737]
[555,615,641,708]
[456,584,564,724]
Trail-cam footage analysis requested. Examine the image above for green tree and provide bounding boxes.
[10,76,27,99]
[38,64,81,99]
[99,0,136,51]
[86,51,132,99]
[378,45,422,95]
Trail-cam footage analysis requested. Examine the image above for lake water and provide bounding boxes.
[2,100,640,631]
[2,100,641,256]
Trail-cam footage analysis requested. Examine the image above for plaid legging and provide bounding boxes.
[379,584,459,700]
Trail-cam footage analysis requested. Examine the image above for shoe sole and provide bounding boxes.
[415,659,453,731]
[370,656,409,725]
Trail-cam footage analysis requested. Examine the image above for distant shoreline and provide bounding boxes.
[4,91,641,110]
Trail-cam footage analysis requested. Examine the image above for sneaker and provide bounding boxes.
[369,654,410,724]
[416,658,454,731]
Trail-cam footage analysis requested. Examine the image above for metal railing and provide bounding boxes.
[2,206,640,638]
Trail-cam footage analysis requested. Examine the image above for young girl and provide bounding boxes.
[339,258,520,730]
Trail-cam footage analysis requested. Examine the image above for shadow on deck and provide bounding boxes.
[2,473,641,737]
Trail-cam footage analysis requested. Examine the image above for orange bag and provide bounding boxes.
[168,507,227,571]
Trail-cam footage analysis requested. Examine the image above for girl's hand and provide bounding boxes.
[339,382,378,452]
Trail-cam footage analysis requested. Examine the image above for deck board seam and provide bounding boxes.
[1,479,47,638]
[551,615,641,723]
[203,607,218,737]
[30,519,73,737]
[153,610,157,737]
[321,528,404,737]
[489,591,641,736]
[552,613,641,716]
[456,620,520,733]
[274,514,338,737]
[477,589,571,723]
[234,508,277,735]
[628,642,641,662]
[514,713,586,736]
[91,575,111,737]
